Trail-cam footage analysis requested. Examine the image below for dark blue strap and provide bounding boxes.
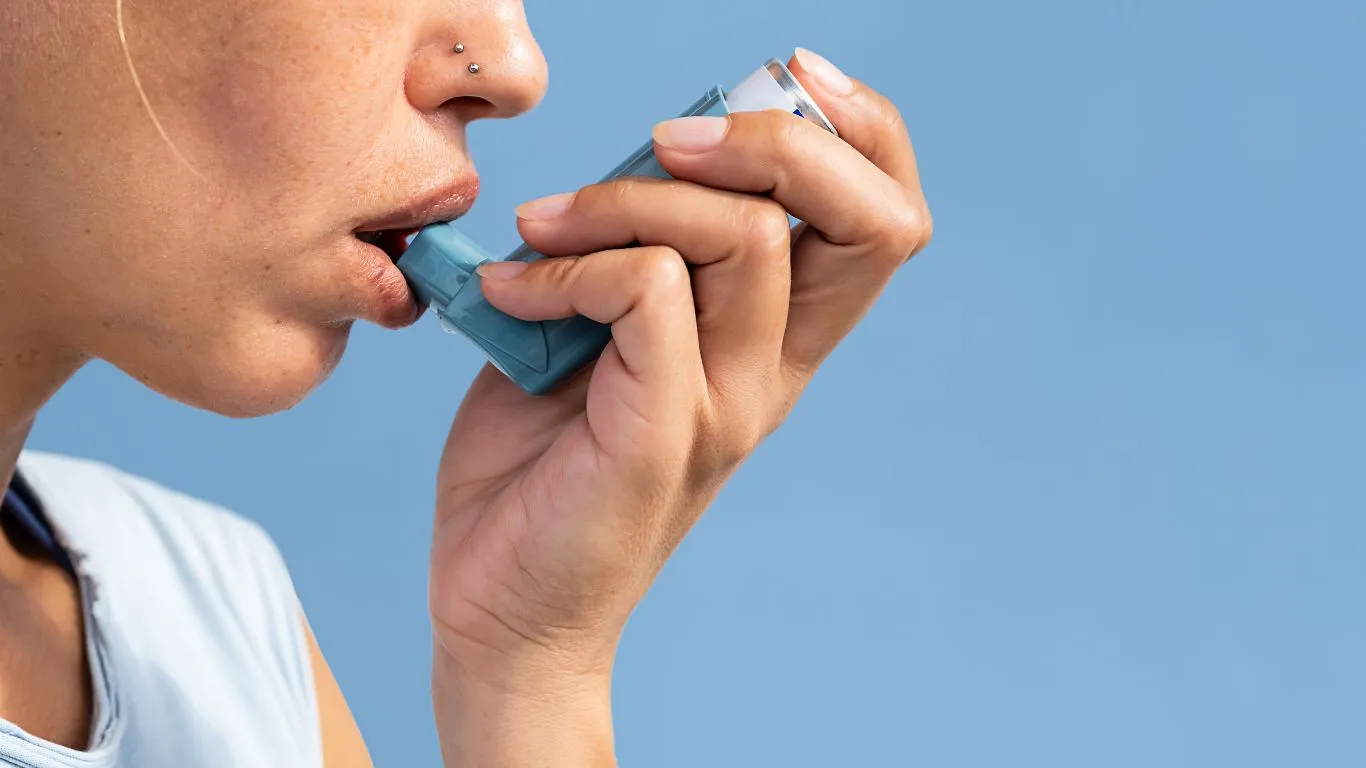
[3,475,76,576]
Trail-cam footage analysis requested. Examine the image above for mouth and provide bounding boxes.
[354,176,481,261]
[355,228,420,262]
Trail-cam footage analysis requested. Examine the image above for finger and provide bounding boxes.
[785,51,934,369]
[512,178,792,394]
[655,51,934,374]
[788,49,934,265]
[651,110,916,250]
[652,75,931,375]
[788,48,923,192]
[475,247,703,394]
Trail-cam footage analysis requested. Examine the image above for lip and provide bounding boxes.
[356,175,482,235]
[345,174,480,329]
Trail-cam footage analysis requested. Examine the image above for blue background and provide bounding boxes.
[29,0,1366,765]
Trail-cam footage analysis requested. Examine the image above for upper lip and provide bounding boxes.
[356,175,481,234]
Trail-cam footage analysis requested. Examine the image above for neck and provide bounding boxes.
[0,219,93,489]
[0,297,86,492]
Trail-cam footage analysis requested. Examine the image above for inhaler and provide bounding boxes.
[397,58,837,395]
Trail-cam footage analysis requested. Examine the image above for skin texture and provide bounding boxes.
[1,0,544,756]
[0,0,932,764]
[432,60,932,765]
[306,620,373,767]
[0,528,90,749]
[0,0,545,417]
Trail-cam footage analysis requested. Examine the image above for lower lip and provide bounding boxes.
[350,235,421,328]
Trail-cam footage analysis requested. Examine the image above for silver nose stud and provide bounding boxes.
[453,42,480,74]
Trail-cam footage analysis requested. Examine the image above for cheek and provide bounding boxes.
[152,2,412,217]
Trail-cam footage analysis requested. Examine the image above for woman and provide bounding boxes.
[0,0,931,765]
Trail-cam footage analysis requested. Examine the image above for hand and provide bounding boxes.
[428,50,931,765]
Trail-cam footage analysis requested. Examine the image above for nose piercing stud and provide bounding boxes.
[453,42,479,73]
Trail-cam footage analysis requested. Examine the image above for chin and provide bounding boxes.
[110,319,353,419]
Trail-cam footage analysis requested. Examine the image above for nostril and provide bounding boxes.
[441,95,497,123]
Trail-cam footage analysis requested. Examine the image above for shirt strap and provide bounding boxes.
[2,472,76,576]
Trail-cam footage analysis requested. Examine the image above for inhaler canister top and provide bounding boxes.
[724,58,838,137]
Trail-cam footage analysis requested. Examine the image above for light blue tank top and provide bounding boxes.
[0,452,324,767]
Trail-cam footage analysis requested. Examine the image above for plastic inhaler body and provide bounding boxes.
[397,58,837,395]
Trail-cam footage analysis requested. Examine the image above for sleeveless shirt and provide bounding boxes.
[0,451,324,767]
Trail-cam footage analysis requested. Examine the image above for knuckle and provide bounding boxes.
[606,177,641,207]
[574,180,611,209]
[740,107,791,134]
[916,203,935,255]
[710,421,759,468]
[588,175,659,209]
[770,110,803,153]
[780,350,825,384]
[694,400,765,472]
[741,109,801,160]
[882,103,910,140]
[860,104,909,169]
[546,255,586,286]
[714,392,777,465]
[538,256,587,292]
[726,417,766,463]
[741,199,792,255]
[879,192,932,263]
[634,246,690,294]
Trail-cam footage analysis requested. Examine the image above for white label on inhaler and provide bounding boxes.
[725,65,804,118]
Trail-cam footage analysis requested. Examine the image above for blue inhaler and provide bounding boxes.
[397,58,838,395]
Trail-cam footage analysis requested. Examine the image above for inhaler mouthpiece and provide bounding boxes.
[397,58,837,395]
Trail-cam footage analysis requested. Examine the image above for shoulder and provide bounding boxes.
[18,449,273,552]
[18,450,285,585]
[18,449,301,648]
[17,450,324,765]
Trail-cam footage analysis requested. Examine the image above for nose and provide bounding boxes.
[406,1,549,120]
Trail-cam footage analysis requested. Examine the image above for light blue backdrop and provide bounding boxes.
[30,0,1366,765]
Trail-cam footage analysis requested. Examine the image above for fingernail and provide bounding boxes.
[476,260,528,281]
[515,192,575,221]
[794,48,855,96]
[653,116,729,153]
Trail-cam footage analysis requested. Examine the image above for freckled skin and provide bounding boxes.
[3,4,936,763]
[0,2,540,753]
[0,0,547,417]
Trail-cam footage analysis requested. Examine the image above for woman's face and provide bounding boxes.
[0,0,547,415]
